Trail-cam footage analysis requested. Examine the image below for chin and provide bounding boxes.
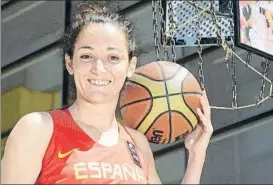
[87,96,107,104]
[89,98,107,104]
[86,93,116,104]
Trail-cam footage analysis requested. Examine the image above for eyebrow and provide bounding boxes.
[78,46,93,50]
[78,46,125,52]
[107,47,125,52]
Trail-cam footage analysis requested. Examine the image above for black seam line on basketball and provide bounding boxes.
[181,73,200,130]
[135,94,153,131]
[135,66,181,82]
[171,110,194,131]
[120,80,154,130]
[182,92,200,130]
[119,79,153,110]
[119,91,202,111]
[157,62,172,144]
[120,79,201,110]
[143,110,169,137]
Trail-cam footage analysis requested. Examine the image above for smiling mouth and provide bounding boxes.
[87,79,111,86]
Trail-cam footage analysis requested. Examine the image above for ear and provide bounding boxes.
[127,56,137,78]
[65,54,74,75]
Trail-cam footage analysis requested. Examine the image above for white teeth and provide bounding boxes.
[89,79,110,86]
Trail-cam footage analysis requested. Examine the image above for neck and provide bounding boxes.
[69,97,119,131]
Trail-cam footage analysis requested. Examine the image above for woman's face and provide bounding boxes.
[65,23,137,104]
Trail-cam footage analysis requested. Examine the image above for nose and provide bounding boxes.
[90,59,106,74]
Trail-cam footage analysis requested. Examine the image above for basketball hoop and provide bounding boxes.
[151,0,273,110]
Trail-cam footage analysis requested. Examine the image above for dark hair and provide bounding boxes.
[60,2,138,102]
[61,1,137,60]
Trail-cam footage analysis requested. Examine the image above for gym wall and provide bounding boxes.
[1,1,65,156]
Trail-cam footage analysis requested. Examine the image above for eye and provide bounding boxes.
[109,55,120,61]
[80,54,93,60]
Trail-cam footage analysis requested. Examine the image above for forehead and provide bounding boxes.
[75,23,128,50]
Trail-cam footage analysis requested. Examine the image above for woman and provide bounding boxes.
[1,3,213,184]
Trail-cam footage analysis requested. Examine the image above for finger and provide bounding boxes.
[200,96,211,119]
[185,125,202,142]
[201,90,211,117]
[197,108,208,124]
[197,108,213,133]
[202,89,210,104]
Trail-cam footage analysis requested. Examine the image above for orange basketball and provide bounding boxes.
[119,61,202,144]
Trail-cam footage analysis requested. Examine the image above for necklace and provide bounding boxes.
[77,120,120,146]
[77,119,118,132]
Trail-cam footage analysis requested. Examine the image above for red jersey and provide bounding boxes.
[35,109,149,184]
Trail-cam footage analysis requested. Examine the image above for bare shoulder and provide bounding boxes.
[5,111,54,155]
[18,111,53,125]
[124,126,151,152]
[1,112,54,183]
[124,126,148,142]
[10,112,53,138]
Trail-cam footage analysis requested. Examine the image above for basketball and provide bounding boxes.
[119,61,202,144]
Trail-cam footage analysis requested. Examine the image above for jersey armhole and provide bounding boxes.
[40,110,59,169]
[121,124,150,178]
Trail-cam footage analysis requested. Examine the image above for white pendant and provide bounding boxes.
[98,126,119,147]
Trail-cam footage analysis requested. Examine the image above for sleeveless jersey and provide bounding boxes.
[35,109,149,184]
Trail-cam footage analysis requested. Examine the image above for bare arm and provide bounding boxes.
[1,112,53,184]
[182,90,213,184]
[181,153,206,184]
[127,129,162,184]
[133,133,206,184]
